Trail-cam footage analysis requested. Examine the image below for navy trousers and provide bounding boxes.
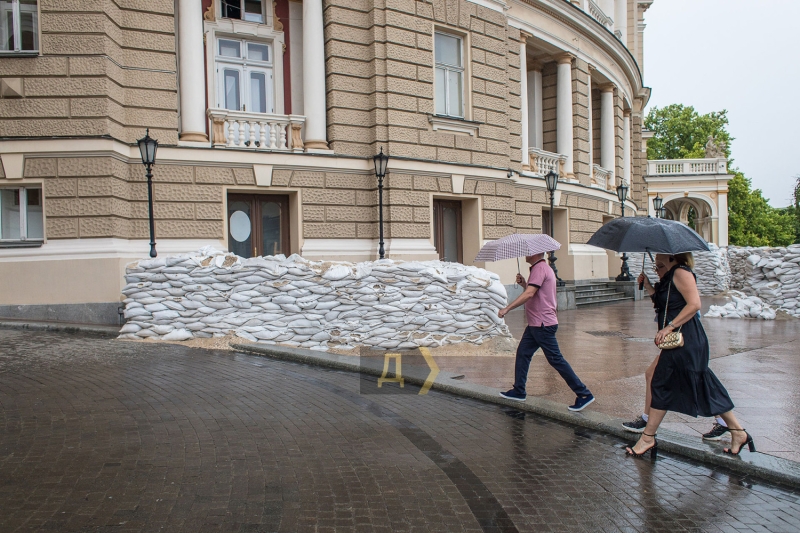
[513,325,591,397]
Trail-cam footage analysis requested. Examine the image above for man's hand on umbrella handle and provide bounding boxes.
[637,273,646,285]
[515,274,525,286]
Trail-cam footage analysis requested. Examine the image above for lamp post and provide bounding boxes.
[137,129,158,258]
[544,169,565,287]
[615,181,631,281]
[373,147,389,259]
[653,194,663,218]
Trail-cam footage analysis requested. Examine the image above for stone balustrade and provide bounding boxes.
[647,158,727,176]
[528,147,567,176]
[592,164,611,189]
[207,109,306,152]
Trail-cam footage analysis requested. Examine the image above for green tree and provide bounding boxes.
[645,104,732,160]
[783,175,800,244]
[645,104,795,246]
[726,172,795,246]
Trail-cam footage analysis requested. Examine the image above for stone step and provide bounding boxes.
[574,288,619,297]
[575,291,628,302]
[574,283,612,290]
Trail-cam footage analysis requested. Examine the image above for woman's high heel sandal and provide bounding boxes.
[626,432,658,459]
[724,429,756,455]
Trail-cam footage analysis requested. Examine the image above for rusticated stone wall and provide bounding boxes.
[630,112,646,208]
[512,186,546,234]
[464,178,514,240]
[541,63,557,154]
[572,58,591,185]
[273,169,455,241]
[22,156,234,240]
[565,195,607,244]
[0,0,178,144]
[325,0,520,169]
[614,91,624,182]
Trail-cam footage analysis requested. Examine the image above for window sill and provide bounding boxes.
[0,241,44,249]
[428,115,482,136]
[0,51,39,57]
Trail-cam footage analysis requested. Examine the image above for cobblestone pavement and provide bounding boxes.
[2,330,800,532]
[434,297,800,463]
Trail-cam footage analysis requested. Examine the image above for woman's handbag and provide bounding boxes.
[657,281,684,350]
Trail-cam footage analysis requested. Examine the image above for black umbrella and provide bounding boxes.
[587,216,710,289]
[587,216,710,254]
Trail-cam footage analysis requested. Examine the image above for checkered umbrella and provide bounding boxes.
[473,233,561,263]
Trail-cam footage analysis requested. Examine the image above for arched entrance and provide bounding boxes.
[662,196,715,244]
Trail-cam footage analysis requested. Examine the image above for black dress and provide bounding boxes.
[650,265,735,417]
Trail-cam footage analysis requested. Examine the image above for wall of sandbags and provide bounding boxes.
[118,248,512,350]
[622,244,728,295]
[726,244,800,318]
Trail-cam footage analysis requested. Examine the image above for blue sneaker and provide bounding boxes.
[568,394,595,412]
[499,389,527,402]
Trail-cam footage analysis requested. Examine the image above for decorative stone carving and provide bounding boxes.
[273,1,283,31]
[291,123,304,151]
[203,0,215,21]
[704,135,727,159]
[212,118,226,146]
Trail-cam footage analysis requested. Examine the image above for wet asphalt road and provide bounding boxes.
[1,329,799,532]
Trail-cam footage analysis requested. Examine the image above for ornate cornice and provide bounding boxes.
[512,0,644,94]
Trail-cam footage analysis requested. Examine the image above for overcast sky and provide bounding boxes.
[643,0,800,207]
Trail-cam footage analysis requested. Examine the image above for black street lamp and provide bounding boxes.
[544,169,565,287]
[653,194,663,218]
[615,181,631,281]
[373,147,389,259]
[137,129,158,258]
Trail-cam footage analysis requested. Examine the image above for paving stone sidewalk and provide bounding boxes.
[432,296,800,463]
[2,328,799,532]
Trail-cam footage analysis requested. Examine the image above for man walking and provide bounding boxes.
[498,253,595,411]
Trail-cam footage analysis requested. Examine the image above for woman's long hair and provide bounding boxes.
[671,252,695,269]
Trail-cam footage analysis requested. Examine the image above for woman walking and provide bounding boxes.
[626,252,755,458]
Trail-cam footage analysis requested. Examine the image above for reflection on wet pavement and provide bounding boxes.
[1,329,799,532]
[432,297,800,462]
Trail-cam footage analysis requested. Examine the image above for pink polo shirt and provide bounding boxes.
[525,259,558,327]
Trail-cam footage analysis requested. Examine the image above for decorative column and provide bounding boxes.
[717,190,728,246]
[528,63,543,149]
[302,0,329,150]
[587,68,593,181]
[600,84,615,185]
[623,110,631,186]
[615,0,627,44]
[519,36,529,169]
[556,54,574,178]
[178,0,208,142]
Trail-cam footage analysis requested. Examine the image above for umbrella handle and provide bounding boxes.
[639,250,647,290]
[516,256,522,283]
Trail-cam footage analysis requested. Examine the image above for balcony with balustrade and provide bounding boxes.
[646,158,728,176]
[528,147,567,177]
[591,164,612,190]
[207,109,306,152]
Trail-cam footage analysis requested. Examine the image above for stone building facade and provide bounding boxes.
[0,0,654,324]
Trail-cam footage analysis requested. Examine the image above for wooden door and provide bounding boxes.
[227,194,289,258]
[433,199,463,263]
